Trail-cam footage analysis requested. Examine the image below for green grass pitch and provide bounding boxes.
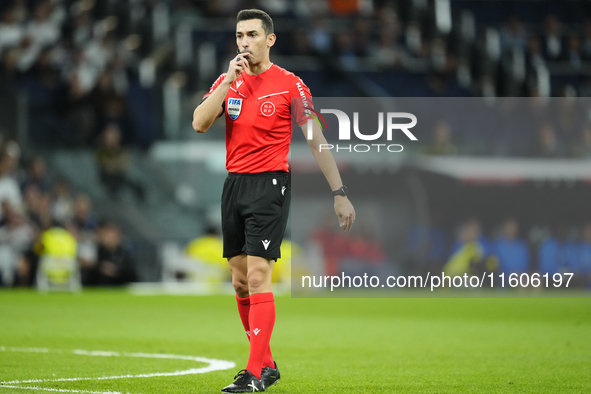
[1,289,590,393]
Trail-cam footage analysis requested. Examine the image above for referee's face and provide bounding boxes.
[236,19,274,65]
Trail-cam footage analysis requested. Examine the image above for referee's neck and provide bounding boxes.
[246,59,273,75]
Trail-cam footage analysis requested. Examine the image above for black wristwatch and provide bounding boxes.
[332,185,348,197]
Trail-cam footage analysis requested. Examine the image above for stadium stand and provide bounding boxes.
[0,0,590,288]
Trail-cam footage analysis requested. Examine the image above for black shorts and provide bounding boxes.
[221,171,291,260]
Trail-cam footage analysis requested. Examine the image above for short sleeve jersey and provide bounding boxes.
[203,64,312,173]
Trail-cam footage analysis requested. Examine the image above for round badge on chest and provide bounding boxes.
[260,101,275,116]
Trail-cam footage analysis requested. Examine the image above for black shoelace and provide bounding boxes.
[233,369,252,381]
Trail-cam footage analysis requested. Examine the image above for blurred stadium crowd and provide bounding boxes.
[0,136,137,288]
[310,215,591,288]
[1,0,591,149]
[0,0,591,289]
[407,216,591,287]
[419,98,591,157]
[0,0,156,148]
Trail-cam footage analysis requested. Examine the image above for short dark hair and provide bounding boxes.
[236,9,274,36]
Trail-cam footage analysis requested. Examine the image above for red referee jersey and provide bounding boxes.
[203,64,312,173]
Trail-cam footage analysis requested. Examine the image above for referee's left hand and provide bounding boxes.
[334,196,355,232]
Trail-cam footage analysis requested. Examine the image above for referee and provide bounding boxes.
[192,9,355,393]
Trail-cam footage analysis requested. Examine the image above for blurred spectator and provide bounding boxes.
[11,0,28,23]
[70,7,93,46]
[538,227,568,275]
[21,156,51,194]
[19,47,69,145]
[429,38,450,74]
[553,96,582,146]
[531,123,562,158]
[65,196,97,281]
[541,14,563,61]
[525,34,545,70]
[84,220,136,286]
[35,225,80,291]
[0,48,19,84]
[332,221,391,278]
[578,75,591,97]
[421,120,458,156]
[352,17,371,57]
[476,75,497,99]
[420,70,468,97]
[290,27,312,56]
[92,70,131,140]
[184,226,229,282]
[95,124,145,201]
[85,32,117,75]
[23,184,43,229]
[406,215,448,272]
[67,46,98,95]
[272,239,300,284]
[572,125,591,158]
[563,32,582,68]
[346,222,387,265]
[32,191,53,231]
[0,201,35,286]
[51,179,75,225]
[494,218,530,275]
[311,214,352,276]
[25,0,63,50]
[106,52,130,95]
[185,226,226,268]
[0,6,25,57]
[69,222,97,282]
[64,47,98,145]
[0,149,23,220]
[581,19,591,61]
[501,15,527,53]
[71,194,97,233]
[405,21,427,58]
[334,29,358,69]
[369,25,405,69]
[571,223,591,288]
[443,217,495,276]
[22,182,53,231]
[309,17,332,54]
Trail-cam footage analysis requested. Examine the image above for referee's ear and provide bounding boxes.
[266,33,276,49]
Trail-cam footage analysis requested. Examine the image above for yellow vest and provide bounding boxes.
[40,228,77,258]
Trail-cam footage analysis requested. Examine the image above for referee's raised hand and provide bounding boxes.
[226,53,250,84]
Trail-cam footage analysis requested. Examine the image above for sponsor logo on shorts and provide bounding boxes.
[262,240,271,250]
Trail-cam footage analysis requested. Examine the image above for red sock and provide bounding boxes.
[263,345,275,370]
[236,295,251,339]
[236,294,275,369]
[245,292,275,379]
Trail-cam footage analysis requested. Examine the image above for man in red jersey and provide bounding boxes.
[192,9,355,393]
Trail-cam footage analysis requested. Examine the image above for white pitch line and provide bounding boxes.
[6,365,233,385]
[0,346,235,392]
[0,347,51,353]
[0,386,131,394]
